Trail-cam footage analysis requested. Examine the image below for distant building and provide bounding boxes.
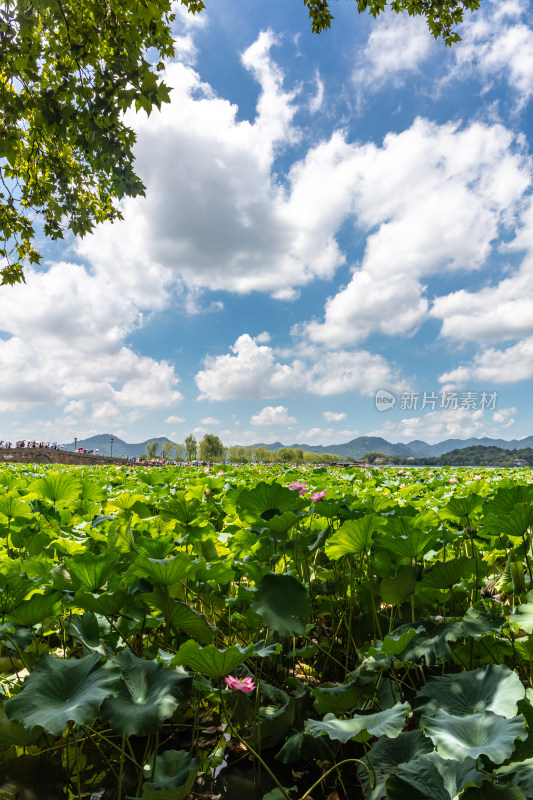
[513,458,528,466]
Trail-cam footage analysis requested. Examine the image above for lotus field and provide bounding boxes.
[1,463,533,798]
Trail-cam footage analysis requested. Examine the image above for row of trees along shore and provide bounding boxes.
[141,434,340,464]
[365,445,533,467]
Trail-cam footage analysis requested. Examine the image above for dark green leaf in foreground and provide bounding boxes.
[5,653,120,735]
[306,702,410,744]
[9,591,62,626]
[100,651,192,736]
[387,751,485,800]
[275,732,334,764]
[421,709,527,763]
[134,554,196,586]
[421,557,477,590]
[66,552,119,592]
[358,731,434,800]
[251,573,311,636]
[237,482,299,523]
[414,664,525,719]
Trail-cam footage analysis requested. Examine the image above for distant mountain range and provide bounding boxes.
[62,433,533,459]
[63,434,174,458]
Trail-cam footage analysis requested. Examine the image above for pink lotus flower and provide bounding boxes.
[311,489,326,502]
[434,615,443,622]
[224,675,256,693]
[449,477,458,483]
[217,470,224,476]
[289,481,308,496]
[399,483,406,488]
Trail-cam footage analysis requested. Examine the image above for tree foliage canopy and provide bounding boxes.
[1,0,480,285]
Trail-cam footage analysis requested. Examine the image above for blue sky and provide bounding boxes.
[1,0,533,447]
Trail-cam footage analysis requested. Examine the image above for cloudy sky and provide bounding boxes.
[1,0,533,448]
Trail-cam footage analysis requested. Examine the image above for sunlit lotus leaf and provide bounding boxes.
[29,472,82,505]
[79,478,106,503]
[251,573,311,637]
[0,495,32,520]
[381,517,438,560]
[305,702,410,744]
[442,494,482,521]
[367,628,420,658]
[5,653,120,735]
[142,749,199,800]
[66,552,119,592]
[134,554,196,586]
[108,492,146,512]
[415,665,525,720]
[0,575,31,614]
[101,651,192,736]
[159,495,207,525]
[421,558,477,590]
[137,535,175,559]
[325,515,386,560]
[421,710,526,763]
[10,590,62,626]
[237,482,299,522]
[358,730,434,800]
[484,485,533,517]
[175,641,252,678]
[507,592,533,633]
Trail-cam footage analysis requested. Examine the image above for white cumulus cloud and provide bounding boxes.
[250,406,297,426]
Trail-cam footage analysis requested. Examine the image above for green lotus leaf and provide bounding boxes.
[79,478,106,504]
[461,601,506,638]
[421,709,527,764]
[149,589,215,645]
[387,751,485,800]
[442,494,482,521]
[5,653,120,735]
[251,573,311,637]
[484,485,533,517]
[260,511,299,534]
[159,495,208,525]
[72,588,129,616]
[29,472,82,505]
[237,482,299,523]
[381,517,438,560]
[275,732,334,764]
[108,492,146,512]
[174,641,252,678]
[305,701,410,744]
[9,590,62,626]
[137,535,175,559]
[101,651,192,736]
[0,575,31,614]
[142,749,199,800]
[367,628,420,657]
[462,784,527,800]
[495,756,533,798]
[381,565,418,606]
[66,552,119,592]
[134,554,196,586]
[325,515,386,560]
[421,558,477,590]
[0,704,45,752]
[509,592,533,633]
[67,612,115,656]
[311,675,375,715]
[358,730,434,800]
[415,665,525,719]
[0,495,32,520]
[399,621,464,665]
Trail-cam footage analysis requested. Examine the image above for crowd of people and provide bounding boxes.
[0,440,63,449]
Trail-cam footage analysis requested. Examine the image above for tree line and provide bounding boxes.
[141,434,341,464]
[364,446,533,467]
